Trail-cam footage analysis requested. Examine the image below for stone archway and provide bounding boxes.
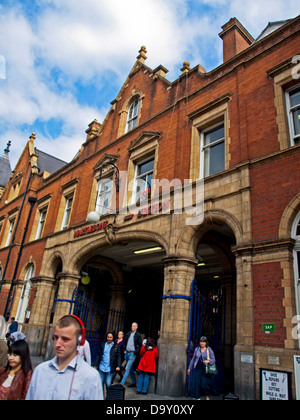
[78,255,127,312]
[175,209,244,260]
[193,226,237,392]
[278,193,300,349]
[157,209,241,397]
[279,192,300,240]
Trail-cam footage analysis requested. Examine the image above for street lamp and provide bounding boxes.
[87,161,119,224]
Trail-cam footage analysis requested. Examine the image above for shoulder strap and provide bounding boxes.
[207,347,210,361]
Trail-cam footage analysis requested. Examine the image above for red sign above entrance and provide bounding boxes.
[74,221,109,238]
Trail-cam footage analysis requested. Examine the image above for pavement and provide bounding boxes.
[31,356,222,401]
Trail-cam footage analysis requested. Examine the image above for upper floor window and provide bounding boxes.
[201,123,225,178]
[61,196,73,230]
[286,85,300,146]
[189,94,231,182]
[96,178,113,216]
[125,98,140,133]
[5,218,15,247]
[132,157,154,204]
[35,208,47,239]
[54,179,78,232]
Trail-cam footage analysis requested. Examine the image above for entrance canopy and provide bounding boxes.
[98,241,166,271]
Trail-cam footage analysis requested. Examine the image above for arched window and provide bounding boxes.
[16,264,34,323]
[125,98,140,133]
[292,212,300,322]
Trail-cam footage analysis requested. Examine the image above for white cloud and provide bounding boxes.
[36,0,192,79]
[0,0,299,170]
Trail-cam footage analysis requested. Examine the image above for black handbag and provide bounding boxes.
[205,348,218,376]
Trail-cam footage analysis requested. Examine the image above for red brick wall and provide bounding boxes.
[250,151,300,242]
[253,262,285,347]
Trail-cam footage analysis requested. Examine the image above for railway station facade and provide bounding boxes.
[0,16,300,399]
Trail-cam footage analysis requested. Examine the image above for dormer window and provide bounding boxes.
[125,98,140,133]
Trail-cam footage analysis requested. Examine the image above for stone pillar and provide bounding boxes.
[233,253,256,400]
[45,272,80,360]
[109,284,127,311]
[156,257,196,397]
[52,272,80,323]
[107,284,127,332]
[24,276,56,356]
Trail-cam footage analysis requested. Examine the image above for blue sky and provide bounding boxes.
[0,0,299,169]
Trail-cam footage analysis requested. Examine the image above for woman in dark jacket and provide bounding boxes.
[0,340,32,400]
[113,331,125,383]
[94,332,121,395]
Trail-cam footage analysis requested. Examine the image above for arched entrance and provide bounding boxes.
[72,240,166,360]
[190,223,237,393]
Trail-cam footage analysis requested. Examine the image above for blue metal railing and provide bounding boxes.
[186,279,226,395]
[56,288,126,364]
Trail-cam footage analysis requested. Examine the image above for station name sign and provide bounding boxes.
[74,200,170,238]
[74,221,109,238]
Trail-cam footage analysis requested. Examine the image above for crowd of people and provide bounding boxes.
[0,316,218,400]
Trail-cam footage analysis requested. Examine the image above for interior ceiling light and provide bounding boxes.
[134,246,163,255]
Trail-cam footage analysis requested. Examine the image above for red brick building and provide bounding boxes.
[0,16,300,399]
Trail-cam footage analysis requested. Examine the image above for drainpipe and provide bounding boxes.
[3,196,37,320]
[0,164,39,318]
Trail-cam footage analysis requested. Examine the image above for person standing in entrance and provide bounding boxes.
[136,337,159,395]
[120,322,143,388]
[187,336,218,400]
[94,332,121,396]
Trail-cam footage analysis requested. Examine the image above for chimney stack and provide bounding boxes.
[219,18,254,62]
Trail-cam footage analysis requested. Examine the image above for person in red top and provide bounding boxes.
[136,337,158,395]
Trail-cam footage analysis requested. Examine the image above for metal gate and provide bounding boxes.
[69,288,126,364]
[187,279,226,393]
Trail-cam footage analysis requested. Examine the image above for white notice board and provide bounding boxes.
[294,356,300,401]
[261,369,291,400]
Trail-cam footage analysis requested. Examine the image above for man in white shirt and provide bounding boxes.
[26,315,103,400]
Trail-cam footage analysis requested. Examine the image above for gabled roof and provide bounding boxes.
[35,148,67,174]
[254,19,293,43]
[0,141,12,188]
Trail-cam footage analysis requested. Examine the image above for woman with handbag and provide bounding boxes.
[187,336,218,400]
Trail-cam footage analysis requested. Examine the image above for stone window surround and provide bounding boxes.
[30,194,52,241]
[125,131,160,208]
[54,179,79,232]
[267,57,300,150]
[189,93,231,182]
[117,91,145,138]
